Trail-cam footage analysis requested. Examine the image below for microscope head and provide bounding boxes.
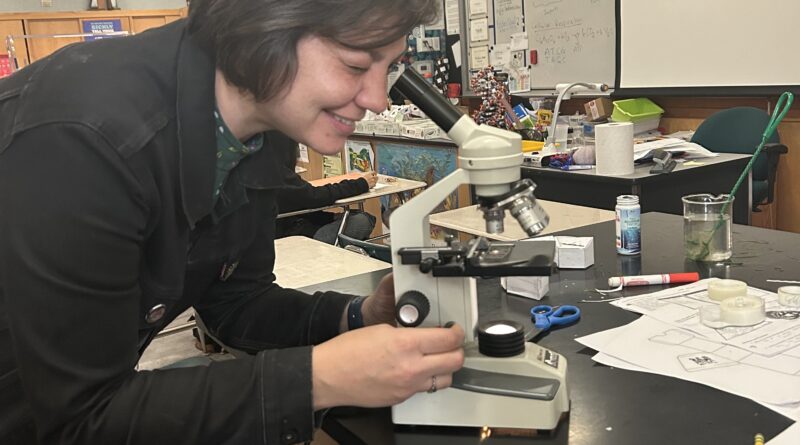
[390,68,549,237]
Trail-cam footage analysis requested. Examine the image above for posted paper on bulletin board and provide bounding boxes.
[444,0,460,35]
[489,33,530,92]
[469,0,488,16]
[492,0,524,44]
[81,19,123,41]
[322,155,344,178]
[345,140,375,173]
[471,45,489,70]
[469,17,489,42]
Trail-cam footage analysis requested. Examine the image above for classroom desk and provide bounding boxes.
[273,236,390,289]
[192,236,392,355]
[300,213,796,444]
[278,175,426,246]
[277,175,427,218]
[521,153,752,225]
[429,200,615,241]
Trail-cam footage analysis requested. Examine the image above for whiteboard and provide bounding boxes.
[524,0,616,90]
[619,0,800,90]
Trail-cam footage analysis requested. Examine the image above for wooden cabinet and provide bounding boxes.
[0,8,186,68]
[1,19,26,69]
[25,19,82,62]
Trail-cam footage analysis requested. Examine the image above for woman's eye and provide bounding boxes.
[347,65,369,73]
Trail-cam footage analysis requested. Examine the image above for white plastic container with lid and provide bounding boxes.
[615,195,641,255]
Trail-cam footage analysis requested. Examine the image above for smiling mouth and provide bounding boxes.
[330,112,356,127]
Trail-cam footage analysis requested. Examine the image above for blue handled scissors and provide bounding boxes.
[527,305,581,341]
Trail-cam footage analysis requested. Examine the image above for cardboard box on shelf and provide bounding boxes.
[400,119,448,140]
[584,98,613,122]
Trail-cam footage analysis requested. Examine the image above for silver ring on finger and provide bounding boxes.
[427,375,437,393]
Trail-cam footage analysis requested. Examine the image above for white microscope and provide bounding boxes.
[389,69,570,431]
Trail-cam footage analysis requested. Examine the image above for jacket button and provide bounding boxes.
[146,304,167,324]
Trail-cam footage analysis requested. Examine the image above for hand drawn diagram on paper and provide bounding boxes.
[579,316,800,406]
[612,279,800,357]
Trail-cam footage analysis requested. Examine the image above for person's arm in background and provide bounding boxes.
[277,171,377,213]
[308,171,377,188]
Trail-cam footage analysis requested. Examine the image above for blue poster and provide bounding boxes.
[82,19,123,41]
[376,142,459,238]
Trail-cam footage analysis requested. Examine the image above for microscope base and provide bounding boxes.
[392,342,569,430]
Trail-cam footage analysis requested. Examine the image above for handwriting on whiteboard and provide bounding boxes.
[533,18,613,65]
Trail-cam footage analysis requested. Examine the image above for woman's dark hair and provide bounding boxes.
[188,0,440,102]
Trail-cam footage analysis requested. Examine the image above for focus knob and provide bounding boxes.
[395,291,430,327]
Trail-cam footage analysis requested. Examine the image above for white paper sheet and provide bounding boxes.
[444,0,461,35]
[468,0,487,16]
[344,140,374,173]
[470,45,489,69]
[492,0,524,44]
[612,279,800,357]
[767,421,800,444]
[297,143,309,163]
[470,17,489,42]
[578,316,800,405]
[489,43,511,66]
[507,52,529,93]
[450,41,462,68]
[577,317,800,440]
[632,137,718,161]
[510,32,528,51]
[591,349,800,424]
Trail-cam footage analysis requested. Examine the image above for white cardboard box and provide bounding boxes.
[554,236,594,269]
[501,276,549,300]
[500,236,594,300]
[528,236,594,269]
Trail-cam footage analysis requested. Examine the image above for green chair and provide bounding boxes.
[337,233,392,263]
[690,107,788,212]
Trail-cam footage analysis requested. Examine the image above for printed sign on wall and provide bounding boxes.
[81,19,123,41]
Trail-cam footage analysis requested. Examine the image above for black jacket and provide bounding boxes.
[0,20,354,444]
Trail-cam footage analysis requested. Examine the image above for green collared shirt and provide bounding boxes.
[212,108,264,205]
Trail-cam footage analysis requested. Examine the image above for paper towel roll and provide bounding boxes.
[595,122,634,175]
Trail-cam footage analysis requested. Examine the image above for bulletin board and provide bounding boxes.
[463,0,616,92]
[400,0,458,88]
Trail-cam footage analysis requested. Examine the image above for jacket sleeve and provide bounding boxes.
[0,124,329,444]
[277,172,369,213]
[192,174,357,351]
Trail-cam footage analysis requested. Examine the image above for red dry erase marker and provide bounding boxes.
[608,272,700,288]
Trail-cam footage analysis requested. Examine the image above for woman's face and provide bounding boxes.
[258,34,408,155]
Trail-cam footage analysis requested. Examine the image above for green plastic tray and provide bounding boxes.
[611,98,664,122]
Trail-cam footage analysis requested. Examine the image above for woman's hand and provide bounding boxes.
[341,171,377,188]
[358,171,378,188]
[362,273,397,326]
[312,323,465,409]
